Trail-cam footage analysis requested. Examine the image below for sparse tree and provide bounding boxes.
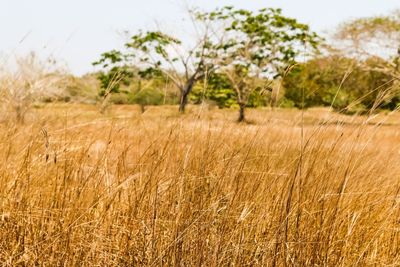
[333,11,400,110]
[334,10,400,78]
[126,30,214,113]
[94,10,216,113]
[334,10,400,59]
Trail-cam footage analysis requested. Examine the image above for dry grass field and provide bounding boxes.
[0,104,400,266]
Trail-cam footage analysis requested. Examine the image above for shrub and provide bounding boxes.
[0,54,67,122]
[129,87,164,112]
[283,56,396,112]
[191,73,271,109]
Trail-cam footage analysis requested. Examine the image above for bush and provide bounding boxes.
[129,87,164,112]
[191,73,236,108]
[191,73,271,109]
[283,56,396,112]
[110,93,130,105]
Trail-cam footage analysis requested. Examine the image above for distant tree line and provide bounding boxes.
[93,7,400,120]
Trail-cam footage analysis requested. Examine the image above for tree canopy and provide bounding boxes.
[200,6,321,121]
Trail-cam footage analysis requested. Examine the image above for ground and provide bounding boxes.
[0,104,399,266]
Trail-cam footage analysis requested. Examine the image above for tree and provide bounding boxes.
[202,6,321,122]
[334,10,400,59]
[334,10,400,80]
[126,30,215,113]
[333,10,400,111]
[94,10,216,113]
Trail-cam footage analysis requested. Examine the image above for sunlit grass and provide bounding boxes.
[0,104,399,265]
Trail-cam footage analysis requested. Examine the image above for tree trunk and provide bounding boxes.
[140,104,146,113]
[178,75,197,113]
[178,90,190,113]
[238,103,246,122]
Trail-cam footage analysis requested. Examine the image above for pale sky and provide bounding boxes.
[1,0,399,75]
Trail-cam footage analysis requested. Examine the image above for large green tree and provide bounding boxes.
[202,6,321,121]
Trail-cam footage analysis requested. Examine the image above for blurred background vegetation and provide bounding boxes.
[15,7,399,118]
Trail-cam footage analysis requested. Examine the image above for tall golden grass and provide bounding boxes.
[0,103,399,266]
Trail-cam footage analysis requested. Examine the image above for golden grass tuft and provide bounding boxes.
[0,104,400,265]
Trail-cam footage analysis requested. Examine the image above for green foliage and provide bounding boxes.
[62,74,99,102]
[93,34,178,99]
[94,27,214,113]
[191,73,236,108]
[92,50,134,96]
[191,73,271,108]
[129,87,164,106]
[278,98,295,108]
[107,75,169,106]
[247,87,270,107]
[95,67,134,96]
[127,31,181,63]
[92,50,126,67]
[283,56,396,112]
[204,6,321,77]
[110,93,130,105]
[90,6,400,115]
[199,6,321,121]
[129,79,165,106]
[92,7,320,116]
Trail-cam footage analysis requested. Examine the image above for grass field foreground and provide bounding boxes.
[0,104,400,265]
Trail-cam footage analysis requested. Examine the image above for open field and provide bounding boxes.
[1,104,400,265]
